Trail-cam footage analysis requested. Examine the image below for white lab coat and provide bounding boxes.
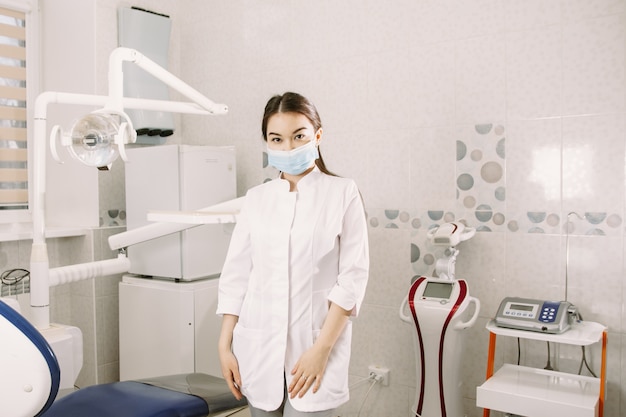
[216,167,369,412]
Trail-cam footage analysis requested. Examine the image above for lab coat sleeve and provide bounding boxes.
[216,193,252,317]
[327,181,369,317]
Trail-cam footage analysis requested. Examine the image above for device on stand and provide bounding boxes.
[426,222,476,280]
[494,297,578,334]
[400,222,480,417]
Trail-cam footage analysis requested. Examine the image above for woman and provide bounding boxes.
[217,92,369,417]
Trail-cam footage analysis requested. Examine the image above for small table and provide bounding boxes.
[477,320,607,417]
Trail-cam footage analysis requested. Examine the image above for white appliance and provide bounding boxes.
[119,275,223,380]
[125,144,236,280]
[400,277,479,417]
[399,222,480,417]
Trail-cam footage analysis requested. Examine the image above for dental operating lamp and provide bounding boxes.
[29,47,235,330]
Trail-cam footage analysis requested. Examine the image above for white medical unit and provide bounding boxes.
[401,277,479,417]
[125,144,236,281]
[119,274,223,381]
[400,222,480,417]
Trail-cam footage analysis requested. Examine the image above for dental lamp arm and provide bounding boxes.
[31,91,227,329]
[30,46,228,330]
[107,47,228,115]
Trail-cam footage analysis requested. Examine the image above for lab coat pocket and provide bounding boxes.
[316,320,352,397]
[232,323,264,393]
[312,289,331,330]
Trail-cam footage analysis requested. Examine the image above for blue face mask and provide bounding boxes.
[266,140,319,175]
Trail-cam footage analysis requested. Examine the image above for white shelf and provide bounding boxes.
[147,210,238,224]
[146,196,243,225]
[486,319,606,346]
[477,364,599,417]
[0,223,89,242]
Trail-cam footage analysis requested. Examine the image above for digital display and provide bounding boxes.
[423,282,453,299]
[510,303,533,312]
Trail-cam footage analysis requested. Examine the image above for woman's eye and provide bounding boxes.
[270,137,281,143]
[294,134,305,140]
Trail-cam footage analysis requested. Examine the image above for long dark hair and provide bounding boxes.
[262,92,337,176]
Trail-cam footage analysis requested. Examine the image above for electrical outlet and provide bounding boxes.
[368,364,390,386]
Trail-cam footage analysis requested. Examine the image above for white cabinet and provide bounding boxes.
[119,275,223,381]
[125,145,236,281]
[477,320,607,417]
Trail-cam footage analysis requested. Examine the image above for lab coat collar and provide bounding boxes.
[277,165,322,191]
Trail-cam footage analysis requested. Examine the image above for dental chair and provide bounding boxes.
[0,299,247,417]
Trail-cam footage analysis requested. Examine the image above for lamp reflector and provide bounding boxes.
[69,113,120,168]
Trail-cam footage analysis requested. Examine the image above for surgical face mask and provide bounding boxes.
[266,140,319,175]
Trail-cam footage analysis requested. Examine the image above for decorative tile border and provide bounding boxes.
[367,207,623,276]
[368,208,623,236]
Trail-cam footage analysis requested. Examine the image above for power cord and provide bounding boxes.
[572,311,597,377]
[578,345,597,377]
[0,268,30,285]
[0,268,30,297]
[544,341,554,370]
[356,372,381,417]
[513,303,597,377]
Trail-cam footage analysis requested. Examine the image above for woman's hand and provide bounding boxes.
[288,303,351,399]
[219,348,243,400]
[219,314,243,400]
[288,343,330,399]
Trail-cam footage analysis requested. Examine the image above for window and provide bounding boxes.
[0,1,36,222]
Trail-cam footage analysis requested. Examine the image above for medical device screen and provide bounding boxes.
[423,282,453,299]
[510,303,533,312]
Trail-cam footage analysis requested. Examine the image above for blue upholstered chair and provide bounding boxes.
[0,299,246,417]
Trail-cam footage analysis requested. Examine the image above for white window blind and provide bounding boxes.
[0,6,27,210]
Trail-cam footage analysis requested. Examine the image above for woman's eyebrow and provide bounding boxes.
[268,127,308,137]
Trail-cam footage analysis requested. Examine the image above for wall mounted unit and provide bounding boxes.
[118,6,174,143]
[125,145,236,281]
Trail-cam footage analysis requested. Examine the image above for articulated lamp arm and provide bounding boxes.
[30,47,228,330]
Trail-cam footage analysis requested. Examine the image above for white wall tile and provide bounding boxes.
[366,50,419,131]
[408,42,457,128]
[366,228,412,308]
[560,0,626,22]
[364,130,412,209]
[504,0,561,32]
[320,129,370,210]
[506,27,562,120]
[562,14,626,116]
[506,118,563,212]
[505,233,563,300]
[452,0,507,40]
[410,126,457,209]
[361,0,441,53]
[455,35,507,124]
[562,113,625,213]
[564,236,622,331]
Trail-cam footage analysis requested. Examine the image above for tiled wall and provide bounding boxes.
[177,1,626,416]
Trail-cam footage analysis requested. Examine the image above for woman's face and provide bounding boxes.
[266,112,322,151]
